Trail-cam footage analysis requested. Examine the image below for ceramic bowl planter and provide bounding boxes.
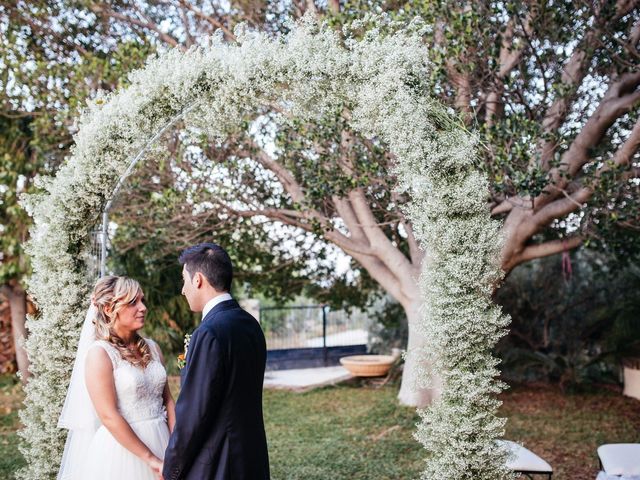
[339,355,396,377]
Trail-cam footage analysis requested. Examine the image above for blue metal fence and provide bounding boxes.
[260,305,368,370]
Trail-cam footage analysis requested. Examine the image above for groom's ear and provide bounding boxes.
[193,271,204,289]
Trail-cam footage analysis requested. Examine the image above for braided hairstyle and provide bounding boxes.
[91,275,152,368]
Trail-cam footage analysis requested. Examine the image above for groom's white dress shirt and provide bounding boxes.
[202,293,233,319]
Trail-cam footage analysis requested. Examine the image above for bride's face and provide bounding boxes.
[114,293,147,332]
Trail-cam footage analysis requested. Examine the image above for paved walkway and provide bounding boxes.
[263,365,354,392]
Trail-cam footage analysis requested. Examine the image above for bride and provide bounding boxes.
[57,276,176,480]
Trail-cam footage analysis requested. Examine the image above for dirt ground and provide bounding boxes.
[501,383,640,479]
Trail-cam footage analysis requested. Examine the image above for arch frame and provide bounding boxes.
[21,15,512,480]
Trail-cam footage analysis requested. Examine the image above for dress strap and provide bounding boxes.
[90,340,121,368]
[145,338,162,363]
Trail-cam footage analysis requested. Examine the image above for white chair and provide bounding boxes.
[597,444,640,478]
[497,440,553,479]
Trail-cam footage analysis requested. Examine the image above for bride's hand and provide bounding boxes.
[146,455,163,479]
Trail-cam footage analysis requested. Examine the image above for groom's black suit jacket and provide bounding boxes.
[163,299,270,480]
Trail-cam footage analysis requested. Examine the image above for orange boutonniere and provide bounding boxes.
[176,333,191,370]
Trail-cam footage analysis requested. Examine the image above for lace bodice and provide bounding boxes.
[90,339,167,424]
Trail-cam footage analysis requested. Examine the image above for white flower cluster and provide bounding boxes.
[21,14,511,479]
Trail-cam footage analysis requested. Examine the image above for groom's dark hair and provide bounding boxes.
[179,243,233,292]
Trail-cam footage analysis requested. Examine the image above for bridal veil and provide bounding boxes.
[57,304,100,480]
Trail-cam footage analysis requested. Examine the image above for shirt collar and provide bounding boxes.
[202,293,233,319]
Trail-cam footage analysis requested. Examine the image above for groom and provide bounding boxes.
[163,243,270,480]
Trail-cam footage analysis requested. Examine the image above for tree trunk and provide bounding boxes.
[0,283,30,383]
[0,300,15,373]
[397,301,442,407]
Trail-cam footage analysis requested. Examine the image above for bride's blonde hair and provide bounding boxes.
[91,276,152,368]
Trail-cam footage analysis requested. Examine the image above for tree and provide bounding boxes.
[0,2,154,379]
[401,0,640,270]
[496,250,640,387]
[107,156,372,357]
[0,116,35,381]
[3,1,639,407]
[107,142,373,311]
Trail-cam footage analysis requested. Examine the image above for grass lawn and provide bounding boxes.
[1,375,639,479]
[262,382,424,479]
[0,376,26,477]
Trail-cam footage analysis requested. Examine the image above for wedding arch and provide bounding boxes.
[20,16,512,480]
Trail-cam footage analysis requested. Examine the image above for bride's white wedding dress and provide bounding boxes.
[73,339,169,480]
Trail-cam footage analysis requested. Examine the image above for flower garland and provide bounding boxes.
[21,14,511,479]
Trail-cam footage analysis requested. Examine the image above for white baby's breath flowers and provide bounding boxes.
[21,14,511,480]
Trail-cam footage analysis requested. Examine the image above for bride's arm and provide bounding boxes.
[163,382,176,433]
[153,344,176,433]
[85,347,163,476]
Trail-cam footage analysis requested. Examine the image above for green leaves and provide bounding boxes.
[333,1,640,253]
[0,4,156,287]
[0,116,38,284]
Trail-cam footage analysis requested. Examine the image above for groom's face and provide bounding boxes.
[182,265,201,312]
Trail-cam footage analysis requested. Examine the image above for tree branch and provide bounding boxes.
[491,195,533,216]
[615,0,640,18]
[509,235,583,269]
[536,71,640,210]
[232,139,403,263]
[239,140,306,204]
[305,0,318,15]
[485,14,533,126]
[175,0,237,41]
[529,187,591,233]
[491,202,512,215]
[93,4,184,50]
[630,17,640,50]
[401,220,424,267]
[537,1,636,169]
[622,165,640,182]
[502,113,639,270]
[348,188,418,286]
[538,42,593,169]
[434,20,472,122]
[178,6,196,48]
[331,195,369,245]
[613,114,640,167]
[12,11,89,56]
